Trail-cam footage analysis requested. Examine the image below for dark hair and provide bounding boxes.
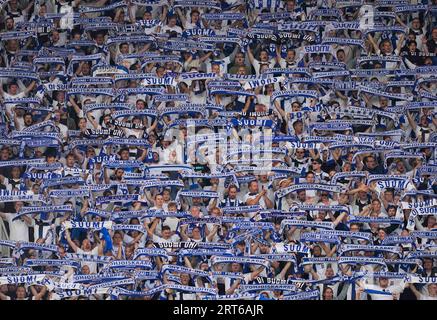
[190,9,200,16]
[384,188,394,195]
[364,155,375,163]
[387,205,397,212]
[248,180,258,188]
[379,39,392,49]
[129,218,140,224]
[259,49,269,56]
[407,40,417,47]
[306,171,314,177]
[118,147,129,155]
[292,119,303,127]
[350,223,360,229]
[322,286,333,298]
[228,185,238,192]
[312,158,322,164]
[312,245,322,253]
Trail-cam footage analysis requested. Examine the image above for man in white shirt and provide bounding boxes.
[161,15,183,35]
[357,277,407,300]
[0,81,36,116]
[406,111,435,143]
[247,46,277,76]
[65,229,104,274]
[47,110,69,142]
[243,180,274,212]
[310,158,330,183]
[146,219,180,243]
[0,201,32,242]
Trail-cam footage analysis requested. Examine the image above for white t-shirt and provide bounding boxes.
[56,123,69,141]
[243,192,267,213]
[162,25,183,35]
[363,283,405,300]
[162,217,180,233]
[152,234,181,252]
[224,273,254,292]
[251,58,276,76]
[3,91,26,115]
[2,213,29,242]
[76,247,99,274]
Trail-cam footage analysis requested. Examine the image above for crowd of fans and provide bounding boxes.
[0,0,436,300]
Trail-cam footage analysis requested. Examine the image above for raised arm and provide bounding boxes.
[116,243,123,259]
[69,96,82,118]
[396,34,405,54]
[103,167,110,184]
[333,211,347,227]
[362,93,373,108]
[199,51,213,63]
[65,229,79,253]
[30,285,47,300]
[206,225,219,242]
[175,8,187,28]
[145,217,160,237]
[86,112,99,129]
[274,99,286,120]
[262,188,274,209]
[184,256,193,269]
[72,147,85,166]
[24,81,36,95]
[242,96,254,113]
[225,277,241,295]
[23,0,35,16]
[160,5,168,24]
[179,224,190,241]
[278,261,292,280]
[367,34,379,54]
[247,46,256,66]
[249,265,265,280]
[245,191,265,206]
[405,283,421,300]
[80,199,89,218]
[127,0,136,23]
[319,242,333,257]
[406,111,417,132]
[137,147,148,162]
[414,216,426,231]
[149,117,158,132]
